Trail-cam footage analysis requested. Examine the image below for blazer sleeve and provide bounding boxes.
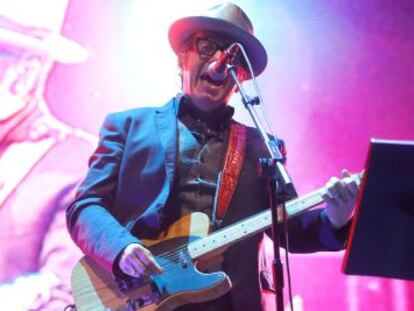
[66,113,140,274]
[263,136,348,252]
[280,208,349,252]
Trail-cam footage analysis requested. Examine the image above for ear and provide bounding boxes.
[177,51,186,69]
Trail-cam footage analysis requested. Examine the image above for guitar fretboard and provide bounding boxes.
[188,188,325,259]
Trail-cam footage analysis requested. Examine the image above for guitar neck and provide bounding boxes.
[188,187,325,259]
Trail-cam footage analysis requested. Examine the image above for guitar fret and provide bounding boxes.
[189,190,324,259]
[286,189,324,217]
[189,210,272,258]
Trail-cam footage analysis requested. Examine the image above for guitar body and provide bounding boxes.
[71,213,232,311]
[71,172,361,310]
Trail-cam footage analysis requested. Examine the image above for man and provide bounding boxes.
[67,3,358,311]
[0,0,96,310]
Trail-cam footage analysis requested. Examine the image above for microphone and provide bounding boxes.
[207,43,240,82]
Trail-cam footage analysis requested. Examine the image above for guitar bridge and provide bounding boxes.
[118,273,155,292]
[117,276,162,310]
[125,291,160,310]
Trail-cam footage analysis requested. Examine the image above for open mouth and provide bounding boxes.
[200,73,224,86]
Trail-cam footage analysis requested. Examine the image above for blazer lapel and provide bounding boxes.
[154,96,180,189]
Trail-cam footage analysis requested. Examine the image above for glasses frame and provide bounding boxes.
[194,37,230,59]
[187,36,247,78]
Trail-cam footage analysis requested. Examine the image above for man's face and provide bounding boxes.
[180,31,244,111]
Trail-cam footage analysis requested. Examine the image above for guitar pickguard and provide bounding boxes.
[114,236,230,310]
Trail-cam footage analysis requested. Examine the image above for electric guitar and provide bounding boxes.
[71,173,361,311]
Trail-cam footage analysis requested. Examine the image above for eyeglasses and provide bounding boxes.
[194,37,229,59]
[191,37,246,75]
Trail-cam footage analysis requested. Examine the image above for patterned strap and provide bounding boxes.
[215,122,247,221]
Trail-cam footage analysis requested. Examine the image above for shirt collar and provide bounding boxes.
[177,94,234,130]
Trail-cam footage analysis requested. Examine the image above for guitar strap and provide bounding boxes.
[214,121,246,224]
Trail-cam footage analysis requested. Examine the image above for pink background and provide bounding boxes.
[45,0,414,310]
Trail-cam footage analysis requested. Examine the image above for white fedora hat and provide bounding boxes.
[168,2,267,77]
[0,0,87,63]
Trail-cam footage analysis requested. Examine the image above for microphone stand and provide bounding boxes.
[228,65,296,311]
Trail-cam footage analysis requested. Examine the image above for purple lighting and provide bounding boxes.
[3,0,413,310]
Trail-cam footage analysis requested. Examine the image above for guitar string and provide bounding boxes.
[150,194,324,274]
[77,212,323,296]
[78,224,255,295]
[151,198,311,264]
[140,201,308,268]
[146,214,274,273]
[78,192,330,295]
[117,193,322,278]
[78,220,271,296]
[81,178,360,300]
[95,201,316,292]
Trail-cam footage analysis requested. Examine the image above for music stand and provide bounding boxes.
[342,138,414,281]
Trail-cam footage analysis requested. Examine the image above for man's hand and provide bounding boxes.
[322,169,360,229]
[118,243,163,278]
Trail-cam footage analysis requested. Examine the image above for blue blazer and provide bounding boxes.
[67,96,347,311]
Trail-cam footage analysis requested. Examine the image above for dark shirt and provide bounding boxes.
[168,96,234,224]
